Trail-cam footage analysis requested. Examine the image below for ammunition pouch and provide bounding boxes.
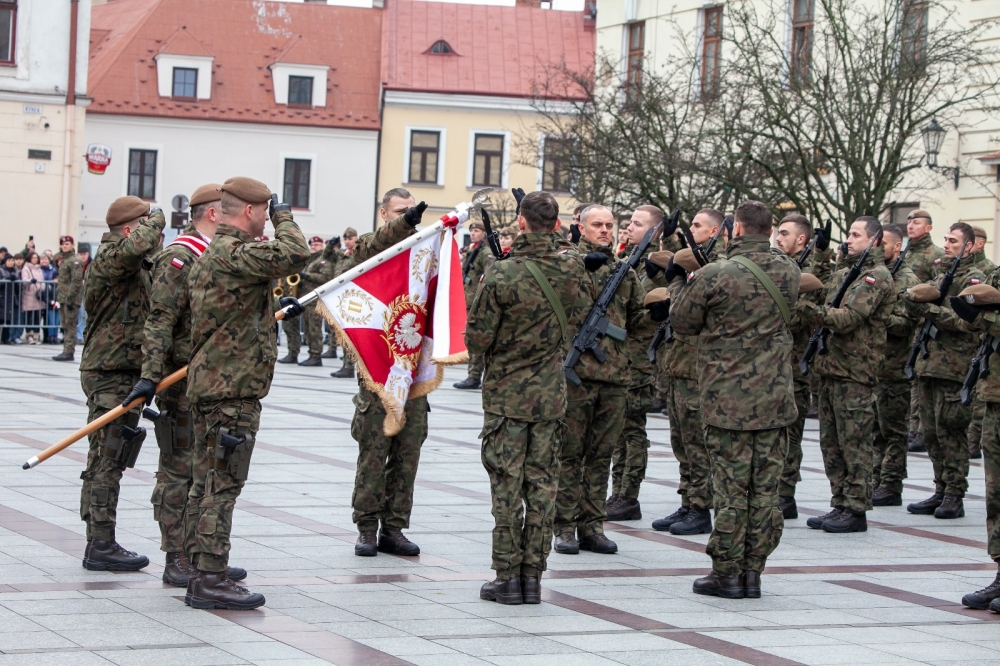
[153,410,192,456]
[100,410,146,468]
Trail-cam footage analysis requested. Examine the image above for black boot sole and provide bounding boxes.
[961,596,994,610]
[669,520,712,536]
[522,592,541,604]
[806,517,826,529]
[185,594,265,610]
[872,495,903,507]
[821,522,867,533]
[480,589,523,604]
[354,546,377,557]
[907,504,941,515]
[82,556,149,572]
[377,543,420,556]
[745,587,761,599]
[693,586,746,599]
[554,543,579,555]
[607,508,642,521]
[933,510,965,519]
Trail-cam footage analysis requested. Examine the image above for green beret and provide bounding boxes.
[106,196,149,226]
[221,177,271,204]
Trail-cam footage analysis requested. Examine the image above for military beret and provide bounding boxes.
[221,177,271,204]
[343,227,358,238]
[673,248,702,274]
[643,287,669,307]
[469,221,485,231]
[309,236,324,244]
[958,284,1000,306]
[59,235,74,244]
[973,226,988,241]
[499,227,516,237]
[106,196,150,226]
[907,209,932,222]
[799,273,825,293]
[648,251,674,269]
[190,183,223,207]
[907,283,942,303]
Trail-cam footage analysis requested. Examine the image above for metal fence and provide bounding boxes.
[0,280,65,345]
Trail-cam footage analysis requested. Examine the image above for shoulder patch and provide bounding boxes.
[971,278,981,285]
[558,249,569,254]
[934,258,942,265]
[865,276,876,284]
[170,258,185,270]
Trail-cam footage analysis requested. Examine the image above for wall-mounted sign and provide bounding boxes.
[85,144,112,175]
[22,105,42,115]
[28,149,51,160]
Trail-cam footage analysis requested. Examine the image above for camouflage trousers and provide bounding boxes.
[554,381,626,537]
[968,389,985,457]
[350,387,428,532]
[282,317,302,356]
[909,382,921,435]
[916,377,970,497]
[979,402,1000,564]
[467,354,486,380]
[611,383,652,500]
[150,378,194,554]
[666,377,713,510]
[705,425,785,578]
[779,381,810,498]
[79,371,142,541]
[301,305,324,358]
[481,416,563,580]
[59,303,78,356]
[873,380,910,495]
[186,399,261,573]
[817,377,875,513]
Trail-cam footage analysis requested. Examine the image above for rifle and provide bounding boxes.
[462,242,482,285]
[798,231,882,376]
[480,208,506,260]
[647,215,733,363]
[889,237,910,277]
[904,245,967,380]
[961,335,998,406]
[565,209,678,386]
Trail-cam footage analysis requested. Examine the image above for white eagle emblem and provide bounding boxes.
[393,312,422,350]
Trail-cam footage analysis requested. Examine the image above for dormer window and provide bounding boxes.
[270,63,329,107]
[288,75,314,106]
[154,54,213,100]
[429,40,453,55]
[172,67,197,99]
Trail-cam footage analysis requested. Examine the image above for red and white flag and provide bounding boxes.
[316,218,469,435]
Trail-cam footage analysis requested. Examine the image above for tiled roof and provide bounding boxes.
[382,0,594,99]
[88,0,381,130]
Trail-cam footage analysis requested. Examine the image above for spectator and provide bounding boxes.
[39,254,59,343]
[0,255,19,344]
[9,254,25,343]
[76,244,91,343]
[0,247,7,264]
[43,248,54,262]
[20,252,45,345]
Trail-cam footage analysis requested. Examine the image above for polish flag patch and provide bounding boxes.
[865,276,876,284]
[934,258,943,265]
[170,258,185,270]
[971,279,981,285]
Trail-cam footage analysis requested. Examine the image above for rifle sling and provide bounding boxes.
[730,256,792,325]
[524,260,568,342]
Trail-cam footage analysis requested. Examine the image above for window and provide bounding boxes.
[283,159,311,209]
[889,202,919,227]
[625,22,644,91]
[408,131,440,184]
[128,149,157,201]
[288,75,313,106]
[0,1,16,65]
[790,0,814,89]
[473,134,504,187]
[429,40,452,54]
[542,138,572,193]
[901,0,928,73]
[701,7,723,100]
[171,67,197,99]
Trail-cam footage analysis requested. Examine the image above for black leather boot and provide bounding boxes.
[51,352,74,362]
[554,531,579,554]
[907,431,926,452]
[331,366,355,378]
[321,347,338,359]
[163,552,197,587]
[693,572,745,599]
[962,571,1000,609]
[521,576,541,604]
[933,494,964,519]
[276,353,298,364]
[744,571,761,599]
[807,508,841,529]
[452,377,481,390]
[185,572,265,610]
[298,355,322,367]
[355,530,377,557]
[606,497,641,521]
[377,527,420,555]
[779,496,798,519]
[872,487,902,506]
[822,510,867,533]
[907,491,944,515]
[652,506,689,531]
[669,507,712,535]
[648,398,666,414]
[579,533,618,554]
[480,578,522,605]
[83,540,149,571]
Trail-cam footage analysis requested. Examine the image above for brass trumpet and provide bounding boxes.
[272,274,300,298]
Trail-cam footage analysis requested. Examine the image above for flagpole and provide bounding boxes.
[22,203,472,470]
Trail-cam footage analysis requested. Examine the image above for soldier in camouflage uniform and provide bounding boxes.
[79,196,165,571]
[903,223,985,521]
[797,216,896,533]
[297,237,342,367]
[331,227,361,378]
[554,205,644,556]
[467,191,590,605]
[650,209,724,536]
[277,236,325,365]
[965,227,996,460]
[668,200,800,599]
[455,221,490,390]
[871,224,920,507]
[608,205,668,521]
[52,235,85,361]
[183,177,310,610]
[348,189,432,558]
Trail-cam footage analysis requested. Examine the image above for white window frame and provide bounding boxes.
[279,152,317,215]
[122,143,163,206]
[467,129,510,190]
[270,63,329,107]
[154,54,213,99]
[537,134,575,193]
[403,125,447,186]
[693,4,724,101]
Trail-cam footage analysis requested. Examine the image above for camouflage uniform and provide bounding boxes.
[798,246,895,514]
[56,248,85,355]
[79,210,166,541]
[185,212,310,573]
[966,251,996,456]
[904,234,945,436]
[467,232,589,580]
[141,226,209,553]
[555,239,644,537]
[872,262,919,495]
[463,241,491,381]
[908,257,986,500]
[300,244,341,359]
[670,236,800,577]
[611,244,661,500]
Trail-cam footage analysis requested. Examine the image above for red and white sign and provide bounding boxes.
[85,144,112,175]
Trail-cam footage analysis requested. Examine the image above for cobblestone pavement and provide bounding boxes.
[0,344,997,666]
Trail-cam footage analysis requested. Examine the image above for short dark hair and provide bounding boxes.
[855,216,881,239]
[881,223,904,244]
[735,201,773,235]
[573,203,593,216]
[635,204,664,226]
[381,187,413,207]
[190,202,210,223]
[779,213,812,242]
[697,208,726,229]
[951,222,975,248]
[520,191,560,232]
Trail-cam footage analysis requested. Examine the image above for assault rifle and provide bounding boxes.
[890,237,910,277]
[904,245,967,380]
[565,209,679,386]
[480,208,506,260]
[462,242,482,285]
[961,335,998,406]
[797,237,817,269]
[798,231,882,376]
[646,215,733,363]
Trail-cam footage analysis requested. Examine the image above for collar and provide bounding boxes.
[215,224,255,243]
[101,230,126,243]
[511,232,561,255]
[725,236,771,257]
[910,233,934,250]
[844,245,885,267]
[578,238,614,256]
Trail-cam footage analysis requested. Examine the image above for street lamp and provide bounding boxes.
[921,119,960,188]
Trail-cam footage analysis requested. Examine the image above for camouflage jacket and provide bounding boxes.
[971,249,997,276]
[788,248,823,387]
[466,232,590,422]
[670,236,800,430]
[662,248,719,380]
[80,211,166,373]
[911,257,985,383]
[462,241,491,307]
[963,267,1000,402]
[569,238,645,386]
[879,262,920,383]
[626,244,663,387]
[904,233,944,283]
[55,249,85,305]
[140,226,209,382]
[186,212,310,404]
[300,245,340,292]
[797,246,894,386]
